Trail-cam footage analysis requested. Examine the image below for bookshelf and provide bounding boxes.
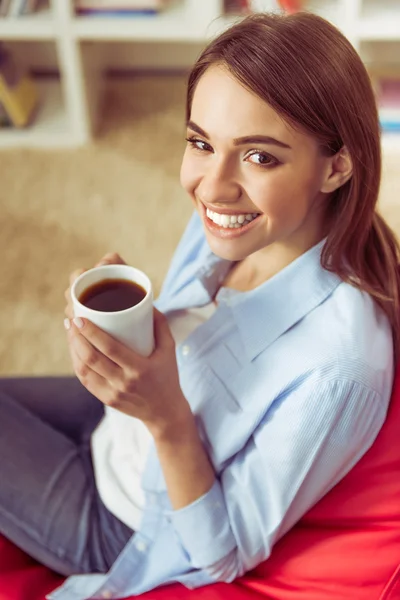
[0,80,69,147]
[0,0,399,150]
[72,1,232,42]
[0,8,55,39]
[359,0,400,41]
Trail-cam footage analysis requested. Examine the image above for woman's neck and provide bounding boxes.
[221,237,323,293]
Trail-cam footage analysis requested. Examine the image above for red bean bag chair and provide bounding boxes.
[1,366,400,600]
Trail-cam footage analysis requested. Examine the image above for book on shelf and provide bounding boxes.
[0,0,12,16]
[0,47,38,128]
[224,0,251,14]
[225,1,308,14]
[21,0,41,14]
[75,0,174,11]
[0,100,12,127]
[0,0,43,17]
[8,0,26,17]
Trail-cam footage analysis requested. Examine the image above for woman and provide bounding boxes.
[0,11,399,600]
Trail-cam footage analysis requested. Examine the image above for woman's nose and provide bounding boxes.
[197,160,241,205]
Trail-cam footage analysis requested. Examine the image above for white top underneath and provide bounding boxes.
[91,302,217,531]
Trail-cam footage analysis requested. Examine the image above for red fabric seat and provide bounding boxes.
[1,367,400,600]
[0,535,262,600]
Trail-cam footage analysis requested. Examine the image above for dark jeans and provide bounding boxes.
[0,377,134,576]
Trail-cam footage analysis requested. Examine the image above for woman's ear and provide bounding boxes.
[320,146,353,194]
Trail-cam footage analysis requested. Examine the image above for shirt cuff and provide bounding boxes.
[169,479,237,568]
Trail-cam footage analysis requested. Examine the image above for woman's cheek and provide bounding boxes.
[250,172,291,215]
[179,152,195,195]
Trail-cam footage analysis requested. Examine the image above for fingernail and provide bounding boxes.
[64,318,71,330]
[73,317,84,329]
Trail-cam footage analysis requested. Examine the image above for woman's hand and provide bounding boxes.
[64,253,215,511]
[64,309,190,438]
[64,252,191,438]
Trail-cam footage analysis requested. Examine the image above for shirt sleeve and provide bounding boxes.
[169,377,388,582]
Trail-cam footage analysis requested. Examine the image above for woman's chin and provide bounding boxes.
[204,234,250,262]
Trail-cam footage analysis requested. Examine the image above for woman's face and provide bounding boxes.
[180,65,333,263]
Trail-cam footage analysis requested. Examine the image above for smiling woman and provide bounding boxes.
[180,64,345,274]
[0,10,400,600]
[184,13,400,329]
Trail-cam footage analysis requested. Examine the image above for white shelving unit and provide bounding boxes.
[0,7,55,40]
[0,80,70,148]
[0,0,399,149]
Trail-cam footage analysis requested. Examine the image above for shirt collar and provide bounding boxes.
[220,240,342,361]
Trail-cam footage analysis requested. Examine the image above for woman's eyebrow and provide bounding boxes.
[186,120,292,150]
[233,135,292,150]
[187,121,210,139]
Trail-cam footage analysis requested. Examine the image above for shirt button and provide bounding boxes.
[101,592,112,599]
[181,344,191,357]
[136,539,148,552]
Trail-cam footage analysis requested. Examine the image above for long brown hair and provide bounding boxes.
[186,12,400,355]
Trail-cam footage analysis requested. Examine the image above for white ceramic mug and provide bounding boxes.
[71,265,154,357]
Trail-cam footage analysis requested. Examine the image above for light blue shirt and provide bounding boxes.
[49,212,394,600]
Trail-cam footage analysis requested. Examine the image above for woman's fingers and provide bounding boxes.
[66,323,122,383]
[95,252,127,267]
[69,267,86,287]
[64,268,86,319]
[67,343,112,405]
[64,305,74,320]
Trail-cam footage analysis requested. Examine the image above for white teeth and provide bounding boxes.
[221,214,230,227]
[206,208,259,228]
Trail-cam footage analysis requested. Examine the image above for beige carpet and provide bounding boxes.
[1,75,400,376]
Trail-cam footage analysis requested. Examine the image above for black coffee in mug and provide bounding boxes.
[79,279,147,312]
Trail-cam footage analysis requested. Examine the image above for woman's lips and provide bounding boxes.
[201,203,262,239]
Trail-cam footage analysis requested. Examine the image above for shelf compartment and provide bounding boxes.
[0,79,72,148]
[359,0,400,40]
[72,1,225,42]
[305,0,342,27]
[382,133,400,153]
[0,8,56,40]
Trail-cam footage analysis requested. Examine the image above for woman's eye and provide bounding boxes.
[185,137,213,153]
[246,151,277,167]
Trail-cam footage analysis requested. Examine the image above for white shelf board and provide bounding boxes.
[382,133,400,153]
[305,0,341,27]
[72,2,223,42]
[359,0,400,40]
[0,80,73,149]
[207,14,243,39]
[0,9,56,40]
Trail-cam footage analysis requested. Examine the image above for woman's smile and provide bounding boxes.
[200,201,263,239]
[180,66,331,265]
